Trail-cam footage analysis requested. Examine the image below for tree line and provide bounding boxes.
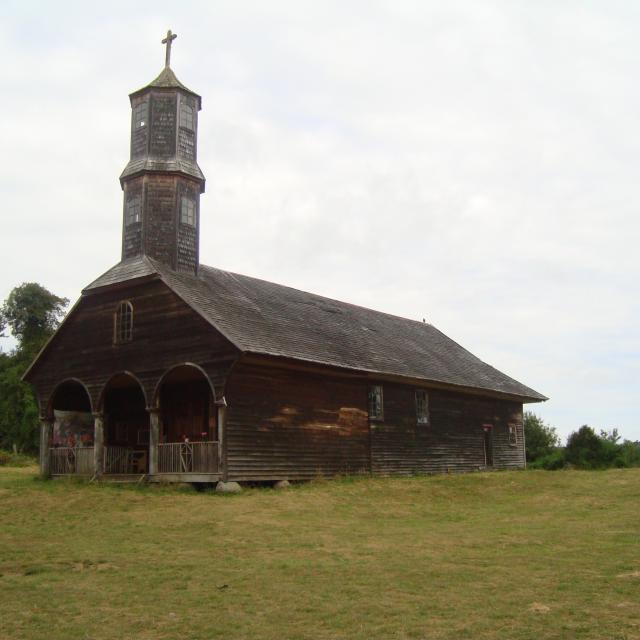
[524,413,640,470]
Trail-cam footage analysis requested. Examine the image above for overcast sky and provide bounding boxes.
[1,1,638,440]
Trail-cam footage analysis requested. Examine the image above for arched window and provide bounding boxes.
[114,301,133,344]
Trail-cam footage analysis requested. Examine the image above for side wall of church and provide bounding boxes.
[370,385,524,475]
[224,360,524,481]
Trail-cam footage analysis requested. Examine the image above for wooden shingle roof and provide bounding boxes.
[84,257,547,402]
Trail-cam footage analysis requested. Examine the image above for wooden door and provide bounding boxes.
[483,426,494,467]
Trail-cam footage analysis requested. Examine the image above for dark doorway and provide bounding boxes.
[159,367,216,443]
[156,366,218,475]
[483,425,493,467]
[102,374,149,474]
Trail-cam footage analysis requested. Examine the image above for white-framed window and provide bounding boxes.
[114,301,133,344]
[125,195,141,226]
[368,385,384,421]
[508,423,518,447]
[180,196,196,226]
[133,101,148,129]
[180,102,194,130]
[415,390,429,425]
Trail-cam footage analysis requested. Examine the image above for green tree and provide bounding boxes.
[564,425,619,469]
[524,412,560,463]
[0,283,68,453]
[1,282,68,359]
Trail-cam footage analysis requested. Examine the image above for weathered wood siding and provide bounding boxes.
[225,363,370,481]
[27,280,238,413]
[371,385,524,474]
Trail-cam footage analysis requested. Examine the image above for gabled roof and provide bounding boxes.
[84,257,547,402]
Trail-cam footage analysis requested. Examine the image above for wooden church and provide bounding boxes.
[25,33,546,485]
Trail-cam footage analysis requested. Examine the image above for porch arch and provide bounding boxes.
[46,378,94,475]
[154,364,219,475]
[153,362,216,408]
[47,378,93,419]
[99,372,149,474]
[97,371,148,413]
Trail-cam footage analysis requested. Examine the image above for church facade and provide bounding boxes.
[25,35,546,485]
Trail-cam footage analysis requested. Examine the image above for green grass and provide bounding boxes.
[1,467,639,640]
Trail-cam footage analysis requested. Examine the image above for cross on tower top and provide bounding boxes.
[162,29,177,68]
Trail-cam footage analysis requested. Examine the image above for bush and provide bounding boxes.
[529,448,566,470]
[0,449,37,467]
[616,441,640,467]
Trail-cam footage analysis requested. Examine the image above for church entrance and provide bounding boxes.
[102,373,149,475]
[156,365,218,475]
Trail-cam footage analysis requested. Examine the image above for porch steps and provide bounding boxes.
[98,474,148,484]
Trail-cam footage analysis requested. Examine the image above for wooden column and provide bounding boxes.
[148,408,160,476]
[39,418,53,478]
[217,401,227,481]
[93,413,104,477]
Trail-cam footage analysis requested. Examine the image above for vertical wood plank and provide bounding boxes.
[148,408,160,475]
[93,413,104,476]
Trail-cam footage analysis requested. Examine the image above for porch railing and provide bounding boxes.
[157,441,219,474]
[50,447,95,475]
[104,445,131,474]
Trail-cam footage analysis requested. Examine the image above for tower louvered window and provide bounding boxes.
[180,103,194,130]
[180,196,196,226]
[133,101,148,129]
[125,195,141,226]
[114,301,133,344]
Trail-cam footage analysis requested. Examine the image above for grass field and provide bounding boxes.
[0,467,639,640]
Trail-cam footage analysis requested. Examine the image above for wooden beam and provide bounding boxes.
[93,413,104,477]
[39,418,53,478]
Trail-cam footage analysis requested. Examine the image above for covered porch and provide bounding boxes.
[42,365,223,483]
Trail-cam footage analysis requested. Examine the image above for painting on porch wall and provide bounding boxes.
[53,410,94,448]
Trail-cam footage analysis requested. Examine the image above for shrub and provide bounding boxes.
[529,448,566,470]
[0,449,37,467]
[614,440,640,468]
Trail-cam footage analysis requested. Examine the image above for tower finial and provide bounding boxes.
[162,29,177,68]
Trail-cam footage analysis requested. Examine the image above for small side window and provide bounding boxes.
[508,424,518,447]
[114,301,133,344]
[416,390,429,425]
[368,385,384,421]
[180,196,196,226]
[125,195,141,226]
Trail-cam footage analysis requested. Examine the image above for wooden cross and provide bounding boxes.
[162,29,177,67]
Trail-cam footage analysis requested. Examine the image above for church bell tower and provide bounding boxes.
[119,30,205,274]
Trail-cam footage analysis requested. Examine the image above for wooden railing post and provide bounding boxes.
[93,413,104,477]
[39,417,53,478]
[217,400,227,481]
[148,407,160,476]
